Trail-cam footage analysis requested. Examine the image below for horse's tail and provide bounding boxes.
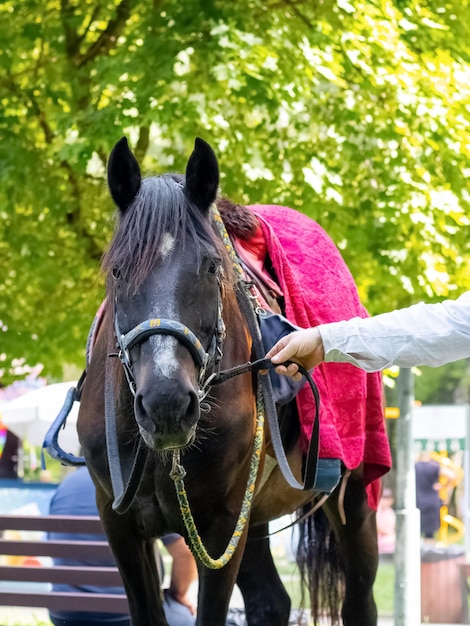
[296,504,345,626]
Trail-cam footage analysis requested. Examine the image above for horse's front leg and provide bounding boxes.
[195,517,248,626]
[197,561,241,625]
[98,496,167,626]
[237,523,291,626]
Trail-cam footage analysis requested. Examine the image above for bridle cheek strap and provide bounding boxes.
[107,317,213,514]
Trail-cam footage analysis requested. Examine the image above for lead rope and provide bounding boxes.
[170,388,265,569]
[168,206,264,569]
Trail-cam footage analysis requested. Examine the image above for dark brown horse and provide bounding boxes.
[77,137,381,626]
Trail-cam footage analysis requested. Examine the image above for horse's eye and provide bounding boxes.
[208,261,219,275]
[111,267,122,280]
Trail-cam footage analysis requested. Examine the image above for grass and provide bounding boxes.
[375,559,395,615]
[273,551,395,616]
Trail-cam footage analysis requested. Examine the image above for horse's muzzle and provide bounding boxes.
[134,384,199,451]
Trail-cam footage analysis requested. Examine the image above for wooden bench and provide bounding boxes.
[0,513,129,613]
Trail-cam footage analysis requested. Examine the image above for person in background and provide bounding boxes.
[415,450,456,544]
[48,466,197,626]
[415,452,442,543]
[266,291,470,375]
[376,487,396,555]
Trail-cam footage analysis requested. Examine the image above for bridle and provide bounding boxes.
[103,260,229,516]
[112,285,226,404]
[105,312,224,516]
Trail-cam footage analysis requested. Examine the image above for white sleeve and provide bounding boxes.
[318,291,470,372]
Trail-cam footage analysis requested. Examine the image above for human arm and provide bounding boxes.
[164,536,198,615]
[267,291,470,375]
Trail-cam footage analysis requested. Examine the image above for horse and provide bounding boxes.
[77,136,385,626]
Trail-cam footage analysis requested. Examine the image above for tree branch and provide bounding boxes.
[60,0,81,58]
[5,69,56,145]
[281,0,316,29]
[135,125,150,162]
[77,0,136,68]
[77,5,102,47]
[61,160,105,262]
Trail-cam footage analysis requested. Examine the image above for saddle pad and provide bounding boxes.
[249,205,392,510]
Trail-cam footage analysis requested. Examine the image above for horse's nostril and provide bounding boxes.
[186,390,199,425]
[133,385,199,451]
[135,394,157,433]
[135,393,144,416]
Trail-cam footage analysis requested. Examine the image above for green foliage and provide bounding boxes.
[415,360,470,405]
[0,612,52,626]
[1,0,469,382]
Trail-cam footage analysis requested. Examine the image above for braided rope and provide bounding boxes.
[170,390,265,569]
[211,204,244,281]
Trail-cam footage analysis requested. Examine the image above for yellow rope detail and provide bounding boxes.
[170,390,264,569]
[212,206,244,281]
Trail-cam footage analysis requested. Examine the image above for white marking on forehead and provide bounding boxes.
[159,232,176,258]
[150,292,179,377]
[151,335,180,377]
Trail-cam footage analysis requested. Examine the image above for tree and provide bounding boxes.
[1,0,469,382]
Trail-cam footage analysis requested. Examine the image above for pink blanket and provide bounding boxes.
[249,205,392,509]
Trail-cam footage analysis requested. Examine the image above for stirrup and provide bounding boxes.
[41,386,86,468]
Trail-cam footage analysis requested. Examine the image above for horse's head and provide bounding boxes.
[103,137,229,451]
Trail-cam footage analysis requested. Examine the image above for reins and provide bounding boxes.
[104,363,150,513]
[205,353,321,491]
[167,354,321,568]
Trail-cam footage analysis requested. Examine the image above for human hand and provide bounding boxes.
[265,327,324,380]
[166,588,197,615]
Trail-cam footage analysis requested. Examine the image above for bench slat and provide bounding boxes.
[0,514,105,534]
[0,513,131,614]
[0,590,129,613]
[0,538,114,560]
[0,564,123,586]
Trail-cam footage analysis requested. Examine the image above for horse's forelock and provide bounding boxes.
[102,174,229,295]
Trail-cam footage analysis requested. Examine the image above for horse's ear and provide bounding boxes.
[107,137,142,212]
[185,137,219,212]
